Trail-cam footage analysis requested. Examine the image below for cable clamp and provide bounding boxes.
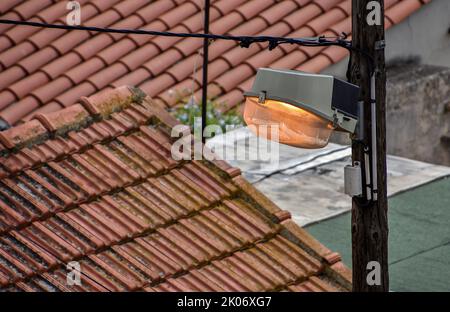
[375,40,386,50]
[268,39,278,50]
[239,38,252,48]
[258,91,266,104]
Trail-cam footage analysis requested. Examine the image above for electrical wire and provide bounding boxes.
[0,18,352,51]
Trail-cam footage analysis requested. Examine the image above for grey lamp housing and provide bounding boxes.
[244,68,360,133]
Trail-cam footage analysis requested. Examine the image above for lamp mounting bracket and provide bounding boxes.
[258,91,267,104]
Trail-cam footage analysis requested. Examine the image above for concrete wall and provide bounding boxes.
[386,65,450,165]
[330,65,450,166]
[322,0,450,79]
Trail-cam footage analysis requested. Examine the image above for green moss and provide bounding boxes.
[130,87,147,104]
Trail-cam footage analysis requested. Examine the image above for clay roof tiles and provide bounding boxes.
[0,86,351,292]
[0,0,431,127]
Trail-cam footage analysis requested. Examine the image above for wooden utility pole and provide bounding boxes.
[348,0,389,291]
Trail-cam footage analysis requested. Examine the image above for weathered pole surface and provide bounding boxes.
[348,0,389,291]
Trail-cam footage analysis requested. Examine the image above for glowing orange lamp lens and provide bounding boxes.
[243,96,334,148]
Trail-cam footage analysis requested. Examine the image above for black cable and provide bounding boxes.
[0,18,352,50]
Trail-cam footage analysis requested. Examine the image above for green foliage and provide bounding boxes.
[172,98,243,132]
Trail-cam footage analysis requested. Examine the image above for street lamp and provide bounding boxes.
[243,68,360,148]
[243,67,367,197]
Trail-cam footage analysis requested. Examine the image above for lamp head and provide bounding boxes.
[243,68,360,148]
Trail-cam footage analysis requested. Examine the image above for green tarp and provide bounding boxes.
[306,177,450,291]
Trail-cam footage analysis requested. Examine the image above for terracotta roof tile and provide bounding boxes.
[110,68,152,89]
[0,0,431,127]
[127,20,167,48]
[142,50,183,77]
[0,67,26,91]
[0,1,23,15]
[283,3,323,31]
[0,91,17,111]
[234,0,276,21]
[35,103,90,134]
[36,1,77,23]
[158,79,202,107]
[296,54,332,73]
[11,0,52,20]
[0,97,40,126]
[112,0,150,19]
[200,59,230,83]
[385,0,422,24]
[321,45,350,63]
[63,59,103,84]
[140,74,177,97]
[109,16,147,42]
[119,43,160,71]
[41,53,83,79]
[0,36,12,53]
[171,38,200,57]
[271,50,309,68]
[165,55,199,83]
[50,29,90,55]
[27,24,59,48]
[21,102,63,122]
[152,25,190,51]
[31,77,73,105]
[73,34,114,61]
[2,17,40,45]
[8,72,49,99]
[5,0,72,50]
[212,0,247,16]
[209,12,243,34]
[287,276,342,291]
[307,8,347,35]
[0,88,352,291]
[0,12,21,35]
[18,47,60,73]
[327,16,352,36]
[385,0,401,8]
[134,1,176,24]
[337,0,352,15]
[182,7,222,32]
[158,2,199,28]
[221,43,262,67]
[216,89,245,111]
[314,0,343,12]
[260,1,300,25]
[299,44,327,58]
[89,0,123,14]
[97,39,137,65]
[215,64,254,92]
[244,48,285,71]
[0,41,35,69]
[0,118,47,149]
[88,63,129,90]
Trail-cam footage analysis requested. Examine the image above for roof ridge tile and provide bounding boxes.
[0,86,146,155]
[34,103,91,136]
[0,119,48,150]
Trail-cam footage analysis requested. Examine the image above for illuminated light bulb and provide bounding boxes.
[243,96,334,148]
